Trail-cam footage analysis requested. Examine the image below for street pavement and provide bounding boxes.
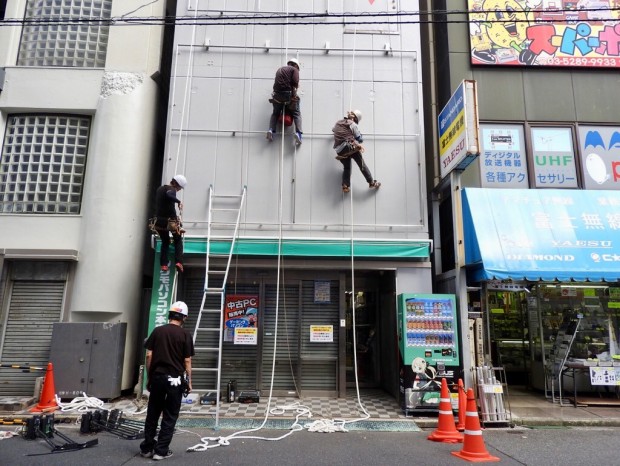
[1,424,619,466]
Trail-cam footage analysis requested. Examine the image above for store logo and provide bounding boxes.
[505,254,575,261]
[552,240,613,248]
[591,253,620,262]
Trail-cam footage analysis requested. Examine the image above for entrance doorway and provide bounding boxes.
[346,289,379,388]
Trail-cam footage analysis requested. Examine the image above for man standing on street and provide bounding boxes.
[140,301,194,461]
[153,175,187,273]
[266,58,303,146]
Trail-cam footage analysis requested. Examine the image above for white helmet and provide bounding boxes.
[350,109,362,123]
[170,301,188,317]
[287,58,300,69]
[172,174,187,189]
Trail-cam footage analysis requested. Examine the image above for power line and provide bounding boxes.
[1,8,619,28]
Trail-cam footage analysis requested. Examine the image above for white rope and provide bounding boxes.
[54,393,106,413]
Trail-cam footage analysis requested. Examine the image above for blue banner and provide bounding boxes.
[462,188,620,282]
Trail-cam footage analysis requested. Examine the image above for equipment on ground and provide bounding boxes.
[199,392,219,405]
[238,390,260,403]
[79,409,146,440]
[23,413,98,455]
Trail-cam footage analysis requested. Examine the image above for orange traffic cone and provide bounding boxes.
[452,388,500,462]
[427,378,463,443]
[30,362,58,412]
[456,378,466,432]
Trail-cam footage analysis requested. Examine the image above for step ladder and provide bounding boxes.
[192,185,246,426]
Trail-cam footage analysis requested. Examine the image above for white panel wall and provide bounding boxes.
[167,1,427,240]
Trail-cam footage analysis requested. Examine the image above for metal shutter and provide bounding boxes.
[261,283,299,394]
[300,280,339,395]
[183,276,259,393]
[0,281,64,396]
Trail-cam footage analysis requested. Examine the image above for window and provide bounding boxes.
[0,114,90,214]
[17,0,112,68]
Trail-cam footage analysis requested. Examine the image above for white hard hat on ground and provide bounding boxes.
[287,58,300,69]
[172,174,187,189]
[170,301,188,316]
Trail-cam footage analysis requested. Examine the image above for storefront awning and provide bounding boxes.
[462,188,620,282]
[173,237,431,260]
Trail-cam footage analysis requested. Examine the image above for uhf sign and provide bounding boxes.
[438,80,480,179]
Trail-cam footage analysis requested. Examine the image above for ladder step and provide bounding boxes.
[212,194,243,199]
[212,207,241,212]
[207,270,226,275]
[195,347,221,352]
[195,327,221,332]
[192,367,220,373]
[205,288,224,293]
[199,309,222,314]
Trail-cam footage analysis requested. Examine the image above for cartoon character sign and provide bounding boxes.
[468,0,620,67]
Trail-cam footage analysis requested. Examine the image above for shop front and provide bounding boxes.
[462,188,620,401]
[146,237,433,400]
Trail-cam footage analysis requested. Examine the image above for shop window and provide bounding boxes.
[530,126,579,188]
[479,124,529,188]
[0,114,91,214]
[17,0,112,68]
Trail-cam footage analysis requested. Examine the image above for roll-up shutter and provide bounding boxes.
[300,280,339,395]
[261,283,299,394]
[183,276,259,393]
[0,281,64,396]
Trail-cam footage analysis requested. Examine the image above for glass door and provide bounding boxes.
[346,290,379,388]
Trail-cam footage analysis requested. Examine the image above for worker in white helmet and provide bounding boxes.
[153,175,187,273]
[141,301,194,460]
[332,110,381,193]
[266,58,303,146]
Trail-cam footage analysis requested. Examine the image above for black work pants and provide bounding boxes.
[340,152,374,188]
[140,373,182,456]
[156,218,183,266]
[269,91,302,133]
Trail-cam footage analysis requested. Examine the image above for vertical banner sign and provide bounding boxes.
[438,80,480,179]
[224,295,259,344]
[147,266,174,337]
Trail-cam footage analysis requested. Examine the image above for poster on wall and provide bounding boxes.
[480,124,529,188]
[224,295,258,344]
[578,126,620,190]
[531,127,578,188]
[468,1,620,68]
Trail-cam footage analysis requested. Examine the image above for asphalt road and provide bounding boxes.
[0,424,618,466]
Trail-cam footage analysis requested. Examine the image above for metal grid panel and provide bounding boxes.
[0,114,90,214]
[17,0,112,68]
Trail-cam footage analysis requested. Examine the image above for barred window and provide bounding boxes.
[17,0,112,68]
[0,115,90,214]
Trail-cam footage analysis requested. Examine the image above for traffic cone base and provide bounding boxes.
[452,388,499,463]
[427,378,463,443]
[30,362,58,413]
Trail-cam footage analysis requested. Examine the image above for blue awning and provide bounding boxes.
[462,188,620,282]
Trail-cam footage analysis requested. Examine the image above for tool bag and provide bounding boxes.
[335,141,364,160]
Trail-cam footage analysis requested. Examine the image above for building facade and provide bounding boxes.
[148,1,434,398]
[0,0,169,396]
[422,1,620,397]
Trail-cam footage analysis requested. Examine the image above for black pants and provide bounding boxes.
[269,91,302,133]
[140,373,182,456]
[340,152,374,188]
[156,218,183,267]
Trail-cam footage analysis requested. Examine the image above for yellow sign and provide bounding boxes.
[234,327,257,345]
[310,325,333,343]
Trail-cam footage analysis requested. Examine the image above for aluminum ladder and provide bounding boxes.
[192,185,246,427]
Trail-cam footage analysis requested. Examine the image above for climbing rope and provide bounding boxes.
[54,393,106,413]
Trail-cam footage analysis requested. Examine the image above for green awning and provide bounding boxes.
[157,237,431,259]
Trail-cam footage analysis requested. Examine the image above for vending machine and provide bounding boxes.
[397,293,461,414]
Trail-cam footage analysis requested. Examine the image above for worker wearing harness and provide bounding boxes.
[332,110,381,193]
[266,58,303,145]
[152,175,186,273]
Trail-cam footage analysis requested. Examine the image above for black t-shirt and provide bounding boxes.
[155,184,180,219]
[145,323,195,378]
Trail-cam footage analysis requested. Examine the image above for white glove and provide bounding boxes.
[168,376,181,387]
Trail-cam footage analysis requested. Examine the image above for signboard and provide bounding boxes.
[309,325,334,342]
[224,295,259,344]
[590,366,620,386]
[468,0,620,68]
[461,188,620,281]
[480,124,529,188]
[438,80,480,178]
[234,327,258,345]
[314,280,331,303]
[531,127,578,188]
[578,126,620,190]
